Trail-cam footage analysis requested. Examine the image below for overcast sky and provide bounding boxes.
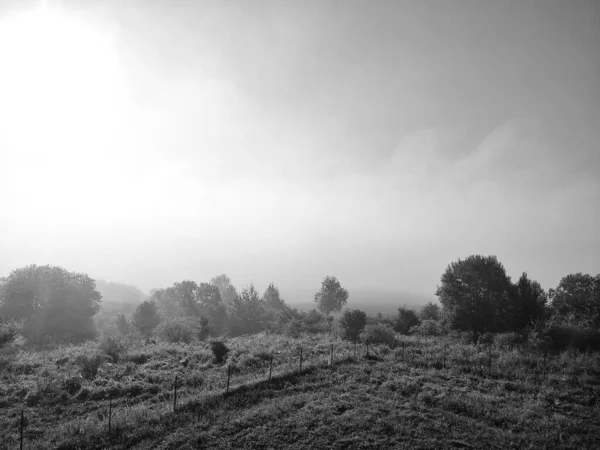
[0,0,598,299]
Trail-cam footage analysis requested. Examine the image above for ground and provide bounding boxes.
[1,333,599,449]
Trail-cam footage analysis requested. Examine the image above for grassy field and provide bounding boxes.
[1,333,599,449]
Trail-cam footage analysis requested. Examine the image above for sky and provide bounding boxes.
[0,0,599,301]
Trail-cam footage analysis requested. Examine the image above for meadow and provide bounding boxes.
[1,332,599,449]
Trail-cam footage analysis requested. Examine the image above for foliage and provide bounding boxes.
[436,255,516,337]
[196,283,227,336]
[155,318,195,343]
[303,309,327,334]
[338,309,367,342]
[410,319,444,337]
[394,306,421,335]
[549,273,600,328]
[262,283,286,310]
[314,275,349,316]
[76,354,103,380]
[360,323,396,347]
[0,265,102,343]
[210,274,238,305]
[99,334,127,362]
[115,313,129,336]
[513,272,546,328]
[131,300,161,337]
[229,284,266,336]
[210,340,230,363]
[420,301,440,321]
[0,318,19,347]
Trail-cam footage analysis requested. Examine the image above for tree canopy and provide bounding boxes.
[314,276,349,316]
[550,273,600,327]
[0,265,102,343]
[435,255,515,337]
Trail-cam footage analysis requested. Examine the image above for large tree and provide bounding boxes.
[550,273,600,327]
[435,255,515,338]
[0,265,102,343]
[314,276,349,316]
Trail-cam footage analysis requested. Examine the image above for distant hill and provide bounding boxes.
[286,287,435,317]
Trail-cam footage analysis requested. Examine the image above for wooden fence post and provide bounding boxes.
[330,344,334,366]
[108,397,112,433]
[226,365,231,394]
[173,376,178,412]
[299,347,303,374]
[402,342,405,362]
[20,409,24,450]
[488,346,492,376]
[269,355,273,381]
[354,340,357,358]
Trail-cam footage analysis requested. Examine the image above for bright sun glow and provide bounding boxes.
[0,5,126,225]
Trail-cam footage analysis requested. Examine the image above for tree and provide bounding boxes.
[210,274,237,306]
[115,313,129,335]
[513,272,546,328]
[263,283,286,310]
[339,309,367,342]
[395,306,421,335]
[420,301,440,321]
[435,255,515,339]
[0,265,102,343]
[314,276,349,316]
[196,282,227,336]
[550,273,600,327]
[132,300,161,337]
[228,284,265,336]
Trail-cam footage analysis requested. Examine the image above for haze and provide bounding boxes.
[0,0,598,300]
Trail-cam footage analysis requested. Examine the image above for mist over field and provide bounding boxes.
[1,0,598,301]
[1,1,600,448]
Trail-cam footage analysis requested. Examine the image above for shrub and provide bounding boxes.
[360,324,396,347]
[127,352,151,365]
[545,326,600,352]
[394,307,421,335]
[155,319,194,343]
[76,354,103,380]
[410,319,443,337]
[285,319,303,338]
[62,376,82,395]
[0,320,19,347]
[99,334,127,362]
[210,340,229,364]
[339,309,367,342]
[494,332,528,350]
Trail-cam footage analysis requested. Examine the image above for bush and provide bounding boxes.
[0,320,19,347]
[285,319,304,338]
[99,334,126,362]
[210,340,229,363]
[394,307,421,335]
[76,354,103,380]
[410,319,443,337]
[545,326,600,352]
[155,319,194,343]
[494,332,528,350]
[360,324,396,347]
[339,309,367,342]
[62,376,82,395]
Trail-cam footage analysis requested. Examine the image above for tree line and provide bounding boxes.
[0,256,598,351]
